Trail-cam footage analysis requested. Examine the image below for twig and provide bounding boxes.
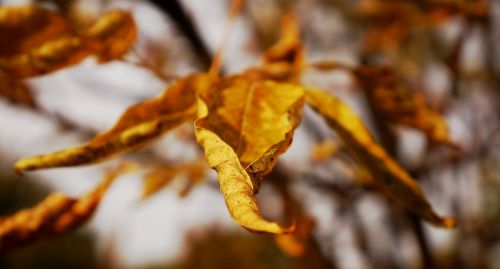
[149,0,213,70]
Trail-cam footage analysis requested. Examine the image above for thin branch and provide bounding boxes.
[149,0,212,70]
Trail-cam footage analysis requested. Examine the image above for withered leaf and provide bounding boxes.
[264,13,303,67]
[354,66,456,148]
[142,166,179,199]
[304,87,455,228]
[15,74,208,172]
[141,160,207,199]
[194,76,302,233]
[0,36,90,78]
[83,10,137,63]
[9,7,459,239]
[0,163,132,252]
[196,75,304,186]
[195,121,291,234]
[259,13,304,82]
[0,6,136,78]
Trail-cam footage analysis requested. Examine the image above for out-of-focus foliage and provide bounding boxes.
[305,87,454,227]
[141,160,207,199]
[0,5,136,106]
[0,174,97,269]
[0,163,133,251]
[0,6,136,77]
[6,4,453,249]
[0,0,499,268]
[353,66,457,148]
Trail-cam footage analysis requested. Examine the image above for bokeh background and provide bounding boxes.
[0,0,499,268]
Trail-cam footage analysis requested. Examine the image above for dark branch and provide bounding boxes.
[149,0,212,69]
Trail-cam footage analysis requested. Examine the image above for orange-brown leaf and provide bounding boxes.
[0,7,137,78]
[354,66,456,148]
[0,163,132,252]
[260,13,304,82]
[264,13,303,66]
[83,10,137,62]
[0,6,72,58]
[141,160,207,199]
[14,74,209,172]
[0,36,90,78]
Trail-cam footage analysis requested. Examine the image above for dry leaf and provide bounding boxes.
[304,87,455,228]
[195,120,291,234]
[141,160,207,199]
[264,13,303,65]
[14,74,208,173]
[196,75,304,188]
[142,166,179,199]
[1,36,90,78]
[194,75,302,233]
[354,66,456,148]
[0,163,132,252]
[11,9,458,238]
[83,10,137,62]
[0,6,136,78]
[262,13,304,82]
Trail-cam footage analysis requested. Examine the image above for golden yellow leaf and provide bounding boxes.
[0,163,132,252]
[83,10,137,62]
[196,75,304,187]
[354,66,456,148]
[194,125,291,234]
[194,79,298,233]
[304,87,455,228]
[14,74,208,173]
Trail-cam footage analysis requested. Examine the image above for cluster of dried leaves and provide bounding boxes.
[0,2,462,253]
[0,5,136,106]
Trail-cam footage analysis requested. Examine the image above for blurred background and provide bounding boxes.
[0,0,499,268]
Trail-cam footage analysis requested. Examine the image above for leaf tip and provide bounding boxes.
[429,214,456,229]
[13,159,31,175]
[243,221,295,235]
